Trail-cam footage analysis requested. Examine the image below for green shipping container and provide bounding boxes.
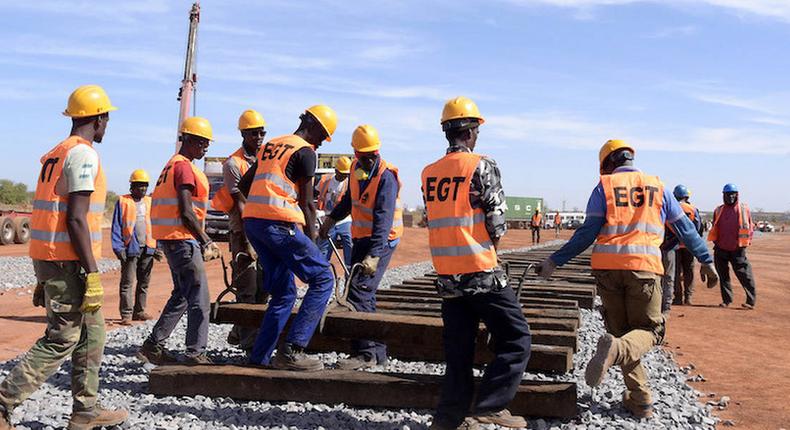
[504,196,544,221]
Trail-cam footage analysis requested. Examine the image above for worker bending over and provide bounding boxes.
[239,105,337,371]
[316,157,353,269]
[138,117,221,365]
[319,125,403,370]
[211,109,266,354]
[708,183,756,309]
[672,185,702,305]
[537,139,718,418]
[0,85,127,430]
[530,209,542,244]
[111,169,160,325]
[422,97,531,430]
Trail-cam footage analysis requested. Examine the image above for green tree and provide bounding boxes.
[0,180,30,205]
[105,190,119,213]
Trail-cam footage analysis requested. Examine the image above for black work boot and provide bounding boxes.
[272,343,323,371]
[136,340,177,365]
[68,406,128,430]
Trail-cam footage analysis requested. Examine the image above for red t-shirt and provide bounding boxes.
[173,161,196,189]
[714,204,740,251]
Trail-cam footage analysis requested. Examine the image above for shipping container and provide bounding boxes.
[504,196,544,229]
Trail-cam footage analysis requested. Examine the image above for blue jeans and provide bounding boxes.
[245,219,335,365]
[347,237,397,363]
[318,222,353,269]
[148,240,210,357]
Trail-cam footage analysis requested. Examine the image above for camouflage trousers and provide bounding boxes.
[0,260,105,414]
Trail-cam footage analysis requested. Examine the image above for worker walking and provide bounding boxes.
[239,105,337,370]
[536,139,718,418]
[708,183,756,309]
[111,169,159,325]
[554,211,561,238]
[422,97,531,430]
[211,109,266,354]
[137,117,221,365]
[316,157,353,269]
[0,85,127,429]
[530,209,542,244]
[672,185,702,305]
[319,125,403,370]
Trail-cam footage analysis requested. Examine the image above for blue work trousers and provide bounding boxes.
[148,240,210,358]
[318,222,353,269]
[347,237,396,363]
[245,218,335,365]
[435,286,532,428]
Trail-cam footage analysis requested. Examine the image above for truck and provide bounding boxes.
[0,205,31,245]
[504,196,543,229]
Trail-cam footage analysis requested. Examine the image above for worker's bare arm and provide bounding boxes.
[177,185,211,245]
[66,191,98,273]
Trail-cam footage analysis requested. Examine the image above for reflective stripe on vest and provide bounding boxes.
[242,134,311,224]
[29,136,106,261]
[349,158,403,241]
[591,171,665,275]
[119,195,156,249]
[210,148,251,213]
[707,203,751,247]
[150,154,209,241]
[422,151,497,275]
[317,174,347,211]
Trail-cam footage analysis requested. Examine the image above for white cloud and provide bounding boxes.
[643,25,697,39]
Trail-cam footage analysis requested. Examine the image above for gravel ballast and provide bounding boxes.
[0,242,720,429]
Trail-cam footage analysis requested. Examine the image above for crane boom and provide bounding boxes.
[176,2,200,152]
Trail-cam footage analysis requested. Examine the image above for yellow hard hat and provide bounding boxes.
[335,156,352,174]
[238,109,266,130]
[441,96,485,126]
[63,85,118,118]
[180,116,213,141]
[129,169,150,183]
[305,105,337,141]
[351,124,381,153]
[598,139,635,168]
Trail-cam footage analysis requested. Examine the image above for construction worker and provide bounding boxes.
[536,139,718,419]
[238,105,337,370]
[422,97,530,430]
[110,169,161,325]
[319,125,403,370]
[672,185,702,305]
[708,183,756,309]
[554,211,561,238]
[0,85,128,430]
[659,225,677,315]
[530,209,542,244]
[211,109,266,354]
[137,117,221,365]
[316,156,353,269]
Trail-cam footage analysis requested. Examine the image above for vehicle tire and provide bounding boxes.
[518,221,527,229]
[0,217,14,245]
[14,217,30,244]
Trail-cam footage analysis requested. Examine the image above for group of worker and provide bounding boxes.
[0,84,760,430]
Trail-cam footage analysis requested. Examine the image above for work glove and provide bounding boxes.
[360,255,380,276]
[33,282,45,308]
[535,258,557,280]
[80,272,104,313]
[153,249,165,262]
[202,241,221,262]
[700,263,719,289]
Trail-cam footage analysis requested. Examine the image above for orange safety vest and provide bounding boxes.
[554,213,561,224]
[29,136,106,261]
[591,171,665,275]
[531,213,542,228]
[677,201,697,249]
[242,135,311,224]
[707,203,752,247]
[210,148,252,213]
[118,194,157,249]
[150,154,209,241]
[316,174,348,211]
[350,158,403,241]
[421,152,497,275]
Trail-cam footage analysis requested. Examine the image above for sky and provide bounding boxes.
[0,0,788,213]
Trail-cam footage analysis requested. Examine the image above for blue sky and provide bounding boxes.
[0,0,788,212]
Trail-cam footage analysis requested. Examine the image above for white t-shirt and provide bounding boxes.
[55,143,99,195]
[323,176,351,225]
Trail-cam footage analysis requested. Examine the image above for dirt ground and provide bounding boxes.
[0,227,786,429]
